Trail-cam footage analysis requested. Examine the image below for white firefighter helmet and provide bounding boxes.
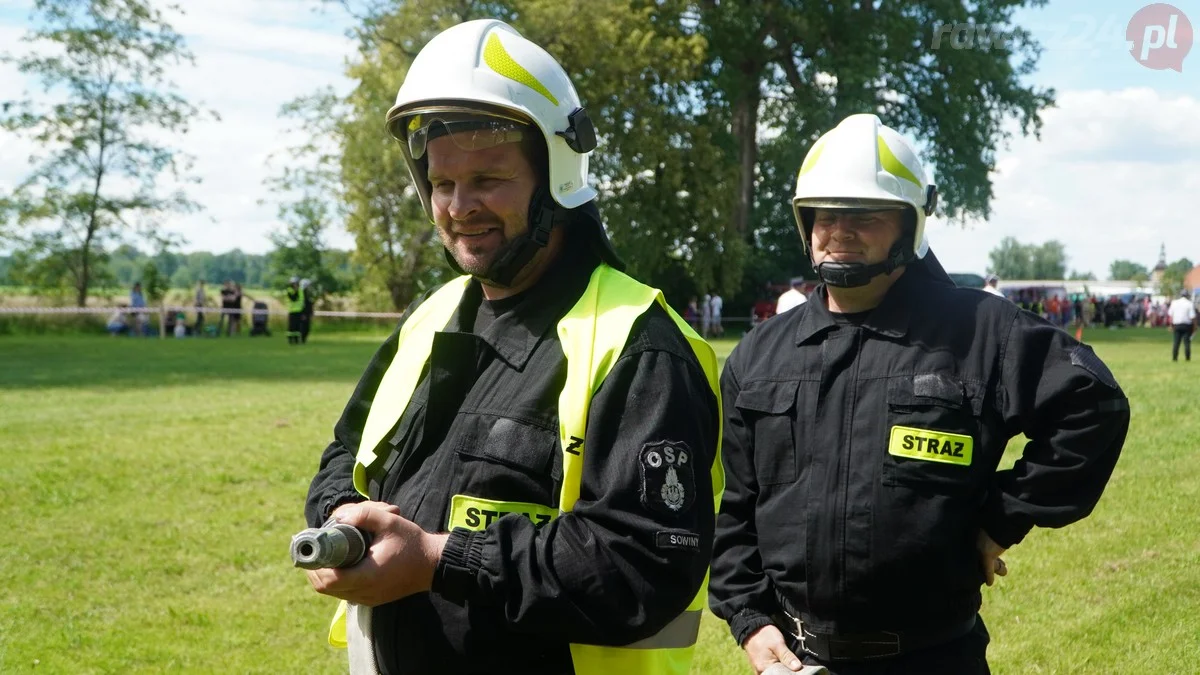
[792,114,937,262]
[385,19,597,220]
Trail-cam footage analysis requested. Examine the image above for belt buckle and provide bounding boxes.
[791,616,820,657]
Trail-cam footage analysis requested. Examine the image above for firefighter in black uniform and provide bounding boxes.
[285,276,303,345]
[302,20,719,675]
[299,278,315,344]
[709,114,1129,675]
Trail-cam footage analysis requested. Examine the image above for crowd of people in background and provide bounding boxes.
[106,277,313,341]
[1005,289,1186,330]
[683,291,725,338]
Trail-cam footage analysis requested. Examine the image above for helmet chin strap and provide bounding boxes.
[466,186,563,288]
[816,242,911,288]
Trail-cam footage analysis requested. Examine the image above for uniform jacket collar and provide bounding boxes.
[794,270,921,345]
[447,237,598,370]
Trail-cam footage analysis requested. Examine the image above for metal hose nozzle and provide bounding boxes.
[290,518,370,569]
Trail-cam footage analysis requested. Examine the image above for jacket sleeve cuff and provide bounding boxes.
[319,490,364,523]
[981,491,1034,549]
[432,528,485,605]
[730,608,775,648]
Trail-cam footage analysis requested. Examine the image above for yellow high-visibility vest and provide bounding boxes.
[327,264,723,675]
[288,288,305,313]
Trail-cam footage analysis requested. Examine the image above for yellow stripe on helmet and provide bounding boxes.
[484,33,559,106]
[877,136,923,187]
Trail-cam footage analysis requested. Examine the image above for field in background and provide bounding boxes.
[1,328,1196,673]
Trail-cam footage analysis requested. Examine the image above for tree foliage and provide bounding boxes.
[318,0,1053,311]
[697,0,1055,309]
[987,236,1068,280]
[1158,258,1194,299]
[263,91,355,297]
[0,0,209,306]
[1109,259,1149,281]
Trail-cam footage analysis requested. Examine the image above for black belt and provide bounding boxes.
[778,608,977,662]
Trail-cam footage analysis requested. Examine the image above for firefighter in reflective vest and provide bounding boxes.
[302,20,722,675]
[286,276,304,345]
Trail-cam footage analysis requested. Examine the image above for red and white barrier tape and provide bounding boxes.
[0,305,406,319]
[0,305,754,323]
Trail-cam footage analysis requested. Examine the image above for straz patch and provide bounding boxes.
[639,441,695,517]
[447,494,558,532]
[656,530,701,551]
[888,426,973,466]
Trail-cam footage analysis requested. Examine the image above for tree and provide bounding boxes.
[328,1,1053,311]
[987,237,1067,280]
[697,0,1055,306]
[332,0,739,307]
[518,1,739,301]
[141,260,168,303]
[1030,240,1067,280]
[987,236,1032,279]
[1068,270,1096,281]
[339,58,447,311]
[0,0,208,306]
[1159,258,1194,299]
[1109,259,1149,281]
[263,91,354,298]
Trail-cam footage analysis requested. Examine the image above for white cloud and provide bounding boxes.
[925,87,1200,279]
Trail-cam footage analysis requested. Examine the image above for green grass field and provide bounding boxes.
[1,328,1196,674]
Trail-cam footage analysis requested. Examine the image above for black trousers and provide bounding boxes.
[300,311,312,343]
[287,312,303,343]
[788,615,991,675]
[1173,325,1192,361]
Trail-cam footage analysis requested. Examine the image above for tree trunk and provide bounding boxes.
[78,171,104,307]
[79,87,110,307]
[730,69,761,237]
[390,227,436,310]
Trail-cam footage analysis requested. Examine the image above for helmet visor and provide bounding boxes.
[401,110,529,160]
[792,197,908,212]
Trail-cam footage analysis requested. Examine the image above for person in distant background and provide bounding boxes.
[130,282,148,336]
[219,280,238,336]
[775,277,808,314]
[194,280,208,335]
[982,274,1004,297]
[1168,288,1196,362]
[701,291,713,337]
[229,283,244,336]
[710,291,724,338]
[299,278,315,344]
[285,276,303,345]
[106,305,129,336]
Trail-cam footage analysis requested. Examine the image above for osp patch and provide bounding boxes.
[639,440,695,517]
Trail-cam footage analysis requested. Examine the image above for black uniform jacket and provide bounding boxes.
[305,243,719,675]
[710,267,1129,647]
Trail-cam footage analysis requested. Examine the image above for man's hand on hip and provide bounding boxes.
[743,624,803,674]
[977,529,1008,587]
[306,501,449,606]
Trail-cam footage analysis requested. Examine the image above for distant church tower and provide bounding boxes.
[1151,243,1167,286]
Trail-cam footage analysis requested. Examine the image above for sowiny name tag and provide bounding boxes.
[888,425,973,466]
[447,494,559,531]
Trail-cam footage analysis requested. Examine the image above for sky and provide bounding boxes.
[1,0,1197,280]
